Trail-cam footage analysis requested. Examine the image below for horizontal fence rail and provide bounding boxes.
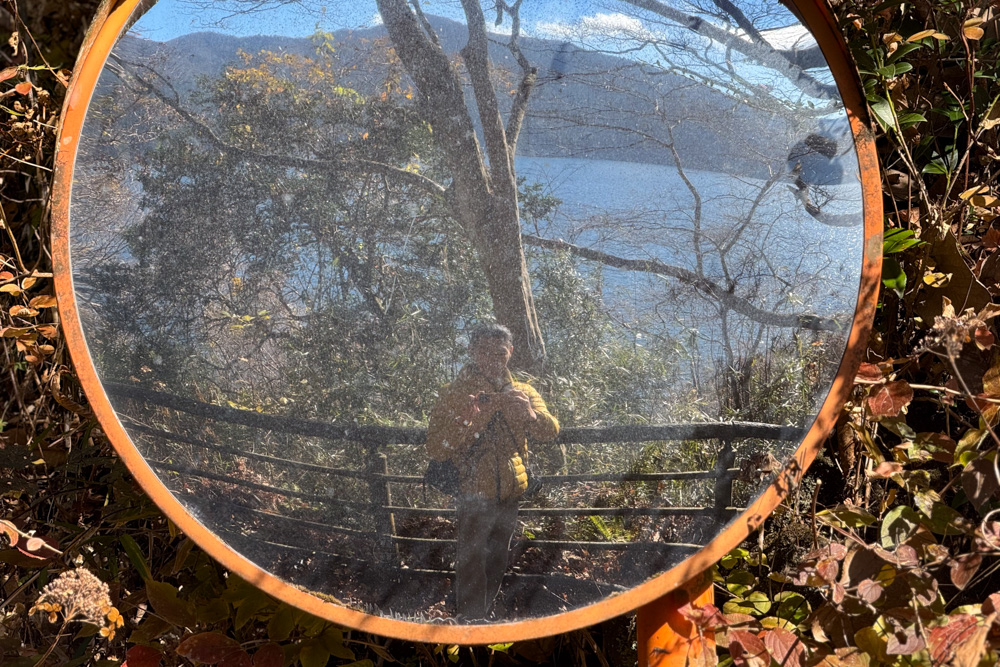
[111,383,808,579]
[106,382,808,444]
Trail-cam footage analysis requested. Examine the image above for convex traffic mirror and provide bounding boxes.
[54,0,880,642]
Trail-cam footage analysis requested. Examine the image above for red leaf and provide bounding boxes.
[985,228,1000,251]
[729,629,770,667]
[855,362,884,383]
[950,553,982,590]
[867,380,913,418]
[14,534,58,561]
[678,601,725,631]
[252,644,284,667]
[123,645,163,667]
[983,593,1000,615]
[928,615,984,666]
[886,625,925,655]
[965,393,1000,414]
[857,578,882,603]
[176,633,242,664]
[816,559,839,583]
[869,461,903,478]
[218,649,252,667]
[975,328,995,350]
[762,627,804,667]
[14,81,31,95]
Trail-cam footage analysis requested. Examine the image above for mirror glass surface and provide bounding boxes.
[70,0,864,623]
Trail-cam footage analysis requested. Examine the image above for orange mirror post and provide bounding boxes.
[637,570,716,667]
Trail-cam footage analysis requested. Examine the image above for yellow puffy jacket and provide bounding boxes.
[427,365,559,501]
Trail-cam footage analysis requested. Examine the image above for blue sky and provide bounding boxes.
[128,0,829,108]
[134,0,578,41]
[132,0,802,43]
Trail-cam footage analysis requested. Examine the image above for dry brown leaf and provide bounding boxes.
[983,228,1000,251]
[28,294,56,309]
[8,305,38,318]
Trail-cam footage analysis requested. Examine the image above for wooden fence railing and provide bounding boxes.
[107,383,807,575]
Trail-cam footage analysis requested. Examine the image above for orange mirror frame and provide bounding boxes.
[52,0,882,644]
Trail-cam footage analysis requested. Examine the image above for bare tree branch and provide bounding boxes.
[621,0,838,100]
[458,0,514,194]
[498,0,537,154]
[521,234,840,331]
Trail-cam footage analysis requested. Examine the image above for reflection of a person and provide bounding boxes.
[427,323,559,620]
[788,133,841,216]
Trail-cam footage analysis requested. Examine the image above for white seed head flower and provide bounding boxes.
[29,568,123,640]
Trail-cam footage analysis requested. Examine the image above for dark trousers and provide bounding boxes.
[455,496,519,620]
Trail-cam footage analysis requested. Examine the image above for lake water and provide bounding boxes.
[514,154,865,322]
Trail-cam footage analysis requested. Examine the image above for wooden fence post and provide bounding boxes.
[365,448,398,565]
[713,440,735,520]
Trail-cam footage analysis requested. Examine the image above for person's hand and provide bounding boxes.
[454,394,482,427]
[499,389,537,424]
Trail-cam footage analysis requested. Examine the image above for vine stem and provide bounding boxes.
[31,619,68,667]
[945,352,1000,491]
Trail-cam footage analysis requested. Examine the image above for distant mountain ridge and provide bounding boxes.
[107,14,827,177]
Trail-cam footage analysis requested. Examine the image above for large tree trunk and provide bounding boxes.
[374,0,545,372]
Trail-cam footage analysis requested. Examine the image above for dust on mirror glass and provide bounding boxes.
[70,0,863,624]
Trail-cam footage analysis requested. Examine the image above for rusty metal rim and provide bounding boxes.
[51,0,882,644]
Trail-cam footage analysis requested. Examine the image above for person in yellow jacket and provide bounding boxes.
[427,323,559,620]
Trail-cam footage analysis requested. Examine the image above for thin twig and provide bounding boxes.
[810,479,822,550]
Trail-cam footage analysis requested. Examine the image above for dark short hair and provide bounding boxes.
[469,323,512,348]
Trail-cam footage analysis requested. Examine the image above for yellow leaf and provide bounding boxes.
[959,185,990,200]
[8,305,38,318]
[0,284,21,295]
[0,327,31,338]
[924,271,952,287]
[21,276,36,290]
[963,19,985,40]
[28,294,57,309]
[971,194,1000,208]
[906,29,936,41]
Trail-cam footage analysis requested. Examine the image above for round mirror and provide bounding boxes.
[54,0,880,641]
